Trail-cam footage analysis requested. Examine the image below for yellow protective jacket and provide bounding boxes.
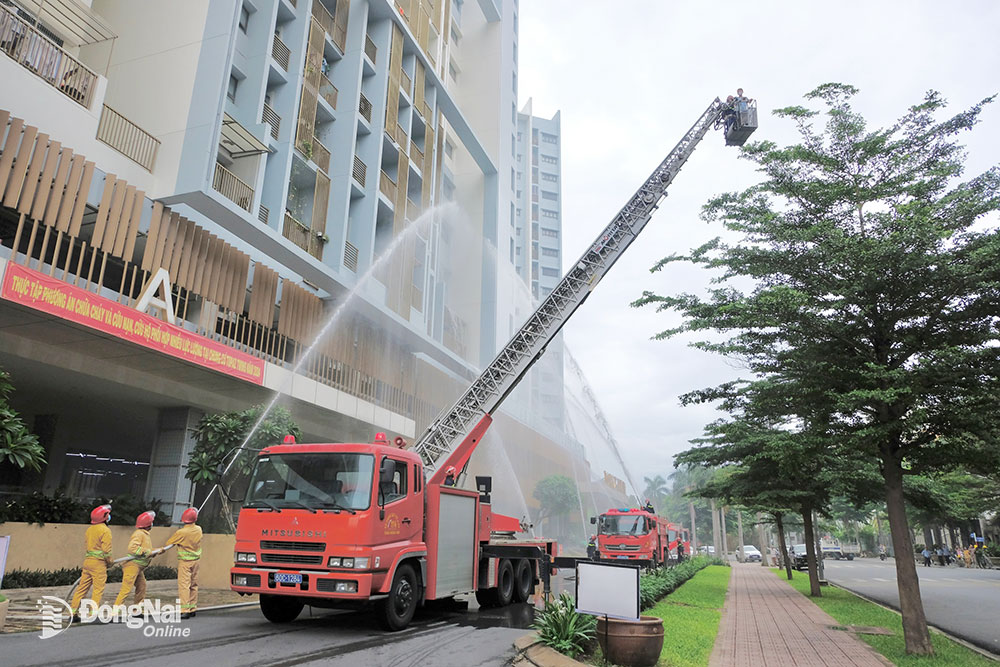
[127,528,153,568]
[84,523,113,565]
[165,524,203,561]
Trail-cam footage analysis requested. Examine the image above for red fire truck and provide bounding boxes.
[229,97,754,630]
[592,508,689,566]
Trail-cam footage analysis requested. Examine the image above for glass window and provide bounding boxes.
[598,515,650,536]
[379,457,408,504]
[227,74,239,102]
[239,6,250,32]
[245,453,375,510]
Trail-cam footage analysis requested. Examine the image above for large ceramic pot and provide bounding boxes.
[0,598,9,632]
[596,615,664,667]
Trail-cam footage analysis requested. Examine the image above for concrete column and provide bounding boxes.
[145,407,203,523]
[721,506,729,559]
[736,510,745,561]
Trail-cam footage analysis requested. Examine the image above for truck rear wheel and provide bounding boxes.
[259,594,304,623]
[496,559,515,606]
[513,559,533,603]
[376,563,418,631]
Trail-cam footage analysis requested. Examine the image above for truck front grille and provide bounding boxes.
[260,540,326,552]
[260,553,324,565]
[606,544,640,551]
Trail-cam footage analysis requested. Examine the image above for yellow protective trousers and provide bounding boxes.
[70,558,108,613]
[114,561,147,607]
[178,560,199,612]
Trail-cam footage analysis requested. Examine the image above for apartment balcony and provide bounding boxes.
[364,34,377,64]
[319,72,337,109]
[400,70,412,96]
[406,198,420,221]
[394,125,408,152]
[283,211,310,253]
[352,155,366,186]
[379,170,396,200]
[311,1,335,38]
[410,141,423,167]
[262,102,280,140]
[358,92,372,123]
[213,162,254,212]
[0,4,99,109]
[271,33,290,71]
[96,104,160,171]
[311,135,330,173]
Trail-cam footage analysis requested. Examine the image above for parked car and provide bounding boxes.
[739,545,762,562]
[697,546,715,556]
[789,544,810,570]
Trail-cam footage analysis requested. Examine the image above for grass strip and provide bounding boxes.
[771,568,995,666]
[646,565,731,666]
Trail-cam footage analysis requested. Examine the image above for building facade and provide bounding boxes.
[0,0,630,537]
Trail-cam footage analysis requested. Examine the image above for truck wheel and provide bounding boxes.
[259,594,304,623]
[376,563,418,631]
[513,560,533,603]
[475,587,497,608]
[496,559,515,606]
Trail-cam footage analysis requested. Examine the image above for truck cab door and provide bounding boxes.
[375,456,423,551]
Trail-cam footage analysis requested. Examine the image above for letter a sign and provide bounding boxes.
[136,268,176,325]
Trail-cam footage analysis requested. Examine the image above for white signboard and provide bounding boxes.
[575,561,640,621]
[0,535,10,589]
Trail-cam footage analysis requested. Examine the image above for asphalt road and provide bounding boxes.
[0,597,536,667]
[823,558,1000,656]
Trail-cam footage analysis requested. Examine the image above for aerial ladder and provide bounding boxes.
[412,97,757,485]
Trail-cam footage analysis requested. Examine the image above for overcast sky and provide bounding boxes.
[518,0,1000,492]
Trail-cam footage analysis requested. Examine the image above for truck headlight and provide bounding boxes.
[236,552,257,563]
[352,557,370,569]
[334,581,358,593]
[234,575,250,586]
[328,557,341,567]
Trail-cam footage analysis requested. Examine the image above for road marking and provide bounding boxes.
[872,577,890,582]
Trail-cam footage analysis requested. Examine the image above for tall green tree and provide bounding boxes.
[186,404,301,532]
[635,84,1000,654]
[642,474,669,512]
[532,474,579,528]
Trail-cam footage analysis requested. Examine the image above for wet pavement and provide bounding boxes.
[0,593,539,667]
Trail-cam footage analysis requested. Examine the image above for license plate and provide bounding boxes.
[274,573,303,584]
[617,555,628,559]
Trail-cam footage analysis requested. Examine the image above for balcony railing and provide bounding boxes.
[358,92,372,122]
[364,34,377,63]
[0,4,98,109]
[319,73,337,109]
[96,105,160,171]
[352,155,366,186]
[343,241,358,272]
[410,141,423,166]
[283,211,310,253]
[395,125,408,151]
[400,70,412,95]
[271,33,290,70]
[422,101,432,120]
[407,198,420,220]
[213,162,255,212]
[312,135,330,172]
[379,170,396,200]
[311,1,335,38]
[262,102,280,140]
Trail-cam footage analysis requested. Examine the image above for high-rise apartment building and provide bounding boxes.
[0,0,628,530]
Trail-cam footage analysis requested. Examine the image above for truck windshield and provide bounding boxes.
[245,453,375,511]
[598,515,649,536]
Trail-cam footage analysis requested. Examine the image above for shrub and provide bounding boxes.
[1,565,177,589]
[0,491,85,525]
[639,556,717,609]
[532,592,597,658]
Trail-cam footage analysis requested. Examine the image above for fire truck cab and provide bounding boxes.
[593,507,673,567]
[231,434,555,630]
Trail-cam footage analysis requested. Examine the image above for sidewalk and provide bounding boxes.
[709,564,891,667]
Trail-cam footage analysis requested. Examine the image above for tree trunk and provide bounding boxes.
[689,501,698,553]
[776,513,792,580]
[711,499,721,558]
[737,510,745,561]
[813,511,825,583]
[757,512,769,568]
[802,508,821,597]
[721,506,730,558]
[883,452,934,655]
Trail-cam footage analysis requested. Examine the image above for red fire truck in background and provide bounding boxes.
[228,98,753,630]
[592,508,690,566]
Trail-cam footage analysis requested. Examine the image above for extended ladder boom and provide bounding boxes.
[413,98,727,472]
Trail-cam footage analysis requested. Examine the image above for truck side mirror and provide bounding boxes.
[590,516,596,525]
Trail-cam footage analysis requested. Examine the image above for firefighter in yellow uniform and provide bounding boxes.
[115,511,156,607]
[70,504,113,617]
[165,507,202,619]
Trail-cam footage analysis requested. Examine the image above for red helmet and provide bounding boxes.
[445,466,456,477]
[181,507,198,524]
[90,504,112,524]
[136,511,156,529]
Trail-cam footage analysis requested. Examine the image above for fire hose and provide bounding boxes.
[64,544,175,602]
